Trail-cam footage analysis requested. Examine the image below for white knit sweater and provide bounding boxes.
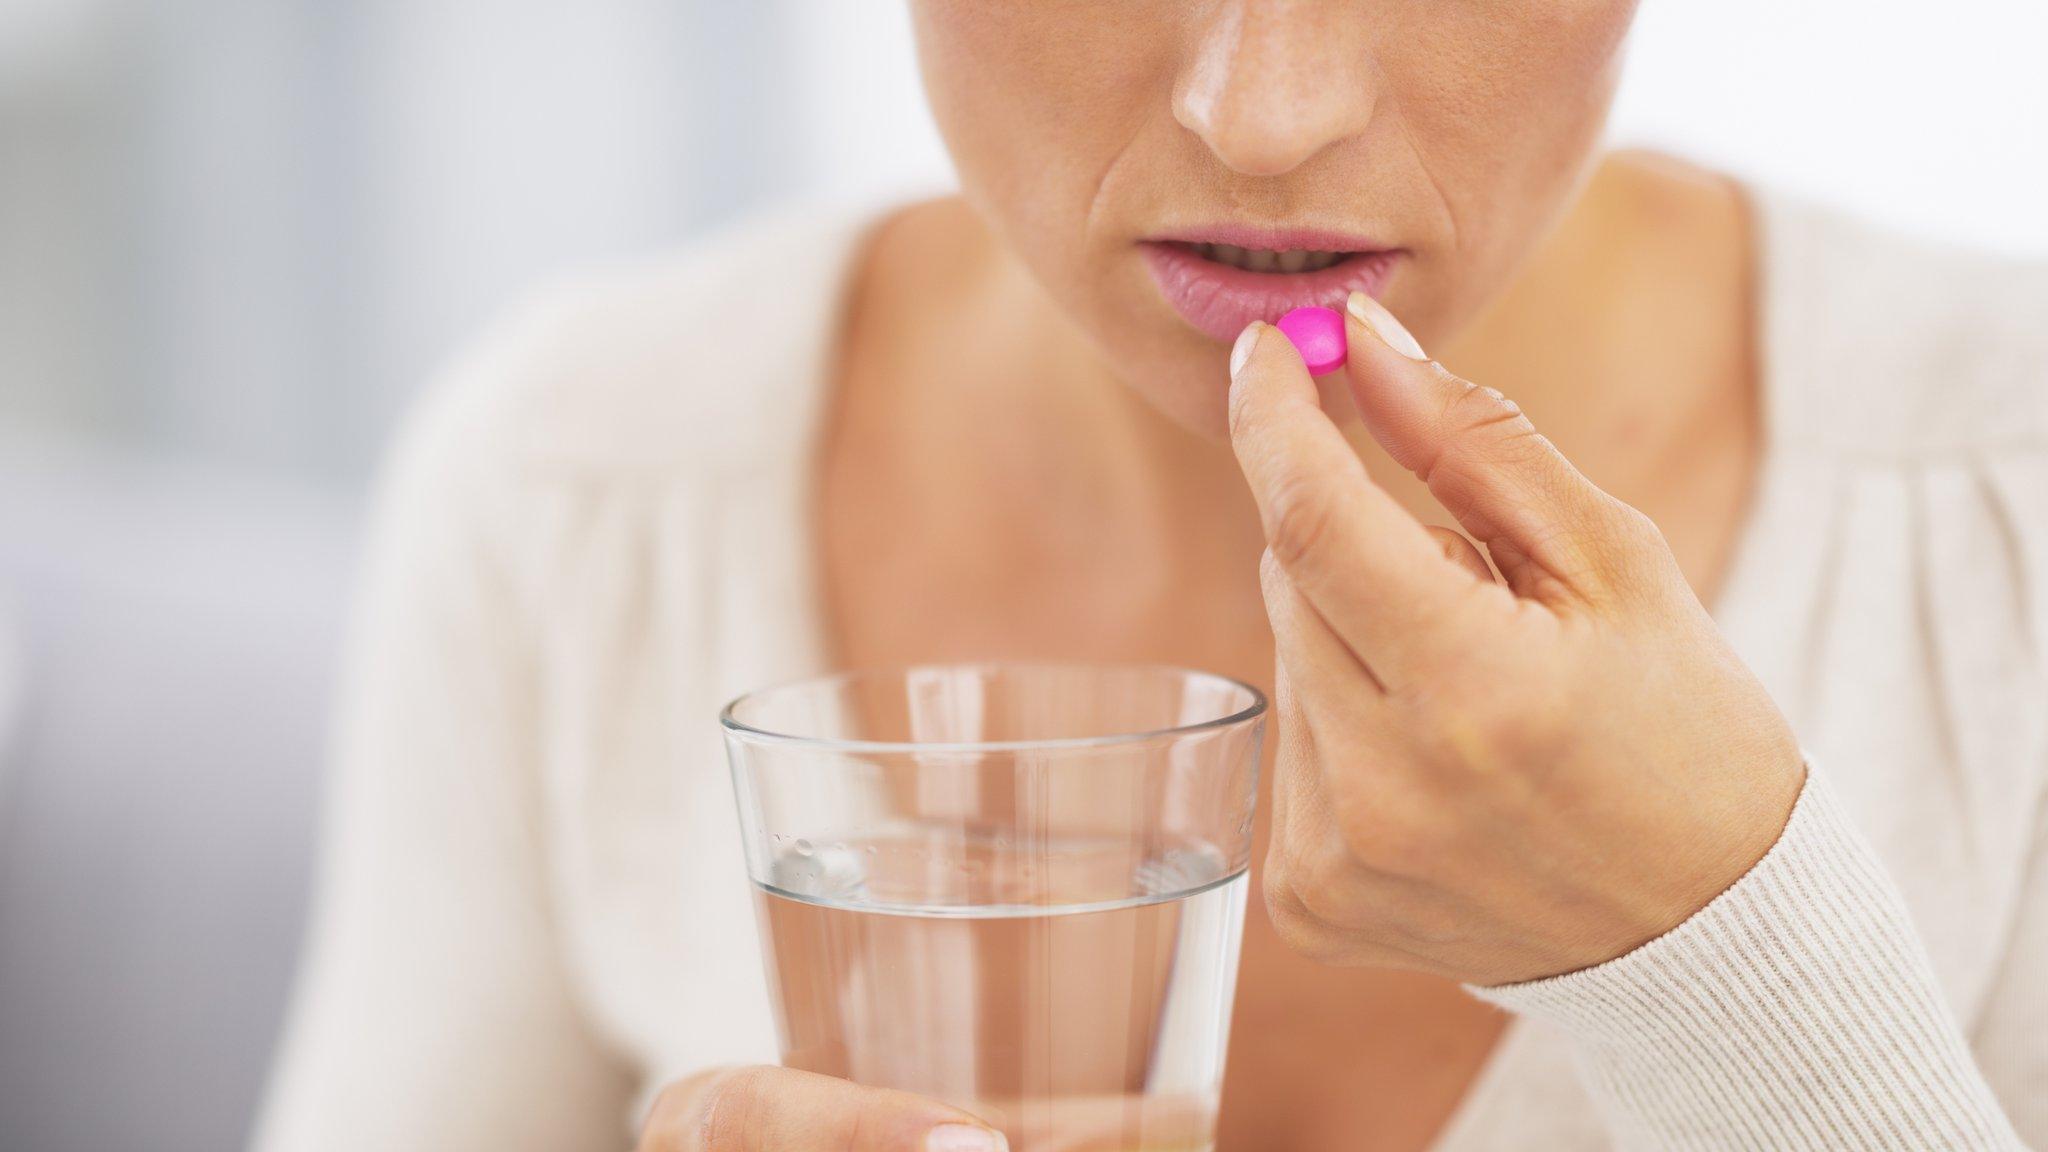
[1472,771,2023,1149]
[255,193,2048,1151]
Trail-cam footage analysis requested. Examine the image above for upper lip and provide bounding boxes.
[1142,224,1389,254]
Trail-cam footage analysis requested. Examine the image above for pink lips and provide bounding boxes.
[1139,228,1404,343]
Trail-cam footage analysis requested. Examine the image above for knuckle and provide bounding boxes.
[1260,855,1354,964]
[1420,360,1474,401]
[1272,831,1361,922]
[1424,432,1544,522]
[1449,414,1544,478]
[1607,501,1667,554]
[1420,379,1551,497]
[1426,525,1486,572]
[1260,851,1300,912]
[1265,907,1349,964]
[1586,501,1683,604]
[1443,376,1534,443]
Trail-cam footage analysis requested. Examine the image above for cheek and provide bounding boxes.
[1392,5,1635,234]
[1360,2,1633,333]
[911,3,1167,268]
[912,4,1226,431]
[905,1,1640,441]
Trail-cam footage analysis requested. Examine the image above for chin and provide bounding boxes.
[1122,343,1243,442]
[1114,311,1236,440]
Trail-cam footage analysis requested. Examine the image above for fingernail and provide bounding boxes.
[926,1123,1009,1152]
[1346,291,1426,360]
[1229,321,1264,379]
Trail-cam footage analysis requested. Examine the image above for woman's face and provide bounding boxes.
[909,0,1638,436]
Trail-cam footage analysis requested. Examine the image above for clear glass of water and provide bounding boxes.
[722,663,1266,1152]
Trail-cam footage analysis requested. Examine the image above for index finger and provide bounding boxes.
[1226,321,1481,683]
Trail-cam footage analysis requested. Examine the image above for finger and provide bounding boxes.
[1425,525,1495,583]
[1343,291,1660,605]
[1260,547,1386,694]
[1227,321,1484,680]
[641,1066,1008,1152]
[1258,659,1337,954]
[1261,552,1416,857]
[1258,662,1422,969]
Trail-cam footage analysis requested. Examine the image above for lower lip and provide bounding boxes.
[1139,243,1404,343]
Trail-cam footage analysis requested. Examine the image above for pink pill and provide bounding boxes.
[1275,306,1347,375]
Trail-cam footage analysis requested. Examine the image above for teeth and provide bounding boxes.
[1191,243,1351,274]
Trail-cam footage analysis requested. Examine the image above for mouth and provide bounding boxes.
[1138,227,1405,343]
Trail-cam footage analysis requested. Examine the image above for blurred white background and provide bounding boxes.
[1,3,2043,1150]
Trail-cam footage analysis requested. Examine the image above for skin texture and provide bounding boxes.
[906,0,1636,437]
[642,3,1789,1150]
[1234,296,1801,984]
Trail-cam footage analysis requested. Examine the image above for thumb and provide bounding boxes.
[1340,290,1660,604]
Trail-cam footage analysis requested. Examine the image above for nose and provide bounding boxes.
[1173,0,1380,177]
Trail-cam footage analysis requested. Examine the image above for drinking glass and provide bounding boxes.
[722,663,1266,1152]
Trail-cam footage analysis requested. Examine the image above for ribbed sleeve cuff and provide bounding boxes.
[1469,767,2022,1151]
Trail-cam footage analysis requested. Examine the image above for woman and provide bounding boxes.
[256,4,2047,1150]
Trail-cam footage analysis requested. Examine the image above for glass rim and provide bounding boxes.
[718,660,1268,754]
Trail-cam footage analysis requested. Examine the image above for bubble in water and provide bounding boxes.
[1134,844,1231,897]
[770,840,869,901]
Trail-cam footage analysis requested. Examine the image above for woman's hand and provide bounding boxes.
[1227,292,1806,987]
[637,1066,1008,1152]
